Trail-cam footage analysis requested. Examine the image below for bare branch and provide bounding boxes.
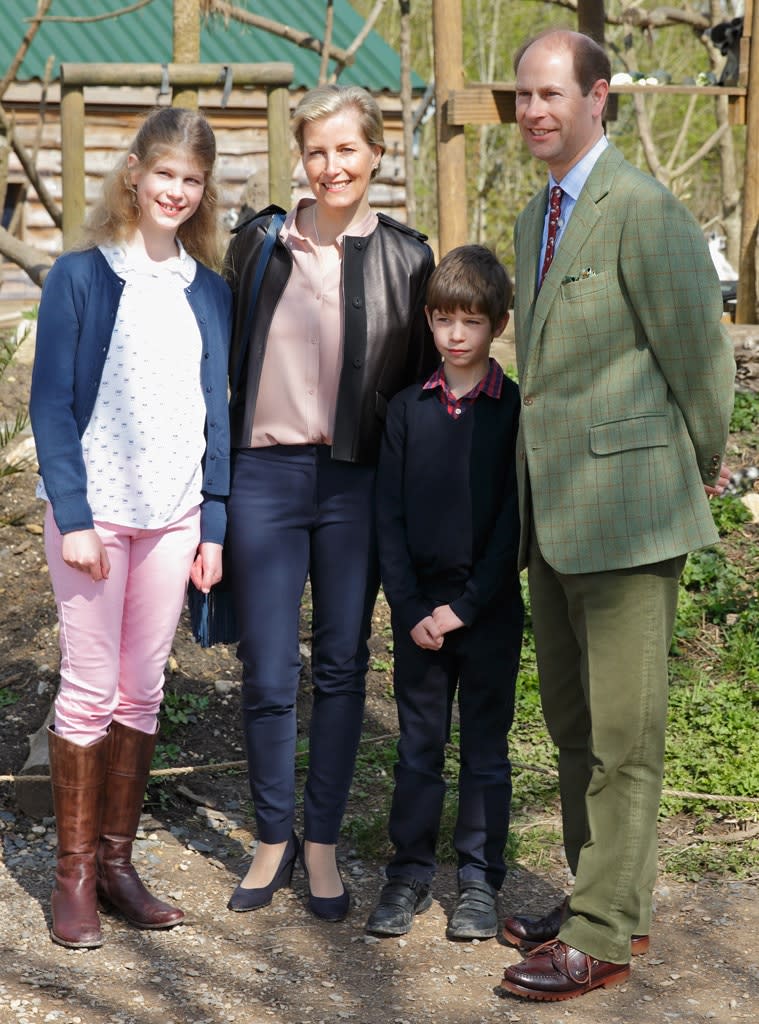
[666,94,698,172]
[207,0,353,66]
[536,1,711,32]
[670,121,729,180]
[0,0,53,98]
[0,102,62,228]
[319,1,334,85]
[632,93,666,182]
[0,225,53,287]
[399,0,415,227]
[344,0,388,60]
[29,0,153,23]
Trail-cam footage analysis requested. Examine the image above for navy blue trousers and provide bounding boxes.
[226,445,377,844]
[386,596,522,889]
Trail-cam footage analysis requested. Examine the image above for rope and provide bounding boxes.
[2,736,758,806]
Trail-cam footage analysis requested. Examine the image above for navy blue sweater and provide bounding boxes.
[376,377,521,633]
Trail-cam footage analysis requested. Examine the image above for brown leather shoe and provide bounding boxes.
[502,899,649,955]
[497,939,630,1001]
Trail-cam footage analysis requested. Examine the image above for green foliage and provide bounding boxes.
[0,327,31,481]
[664,667,759,816]
[708,496,753,536]
[730,392,759,433]
[152,741,182,769]
[0,688,19,708]
[677,547,750,628]
[661,838,759,883]
[160,690,209,737]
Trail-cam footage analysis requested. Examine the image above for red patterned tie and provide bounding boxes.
[539,185,563,287]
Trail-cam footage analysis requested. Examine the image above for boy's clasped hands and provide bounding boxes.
[410,604,466,649]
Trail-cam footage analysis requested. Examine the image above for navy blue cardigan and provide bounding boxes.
[29,247,232,543]
[376,377,522,633]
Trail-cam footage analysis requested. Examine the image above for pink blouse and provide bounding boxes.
[250,199,378,447]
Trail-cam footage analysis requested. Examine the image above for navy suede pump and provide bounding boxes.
[227,833,299,912]
[299,847,351,922]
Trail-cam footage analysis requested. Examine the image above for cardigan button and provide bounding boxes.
[352,296,363,308]
[352,357,363,368]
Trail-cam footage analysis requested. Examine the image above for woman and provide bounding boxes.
[224,84,436,921]
[29,108,231,949]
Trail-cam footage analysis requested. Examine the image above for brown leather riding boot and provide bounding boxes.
[96,721,184,929]
[48,727,109,949]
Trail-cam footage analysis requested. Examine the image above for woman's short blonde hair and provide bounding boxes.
[292,84,386,178]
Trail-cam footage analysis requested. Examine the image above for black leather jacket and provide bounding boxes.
[224,204,437,464]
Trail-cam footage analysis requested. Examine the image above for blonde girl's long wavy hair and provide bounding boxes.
[77,107,223,269]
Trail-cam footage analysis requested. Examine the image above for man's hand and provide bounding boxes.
[705,462,731,498]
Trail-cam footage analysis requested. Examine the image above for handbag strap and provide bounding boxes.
[230,211,285,402]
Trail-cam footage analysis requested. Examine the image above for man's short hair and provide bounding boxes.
[514,29,611,95]
[426,245,513,329]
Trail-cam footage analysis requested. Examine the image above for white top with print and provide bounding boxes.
[38,240,207,531]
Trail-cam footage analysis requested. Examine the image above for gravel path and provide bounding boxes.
[1,802,757,1024]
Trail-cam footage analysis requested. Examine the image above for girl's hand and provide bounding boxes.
[190,542,223,593]
[61,529,110,582]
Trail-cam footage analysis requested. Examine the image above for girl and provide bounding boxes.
[29,107,231,949]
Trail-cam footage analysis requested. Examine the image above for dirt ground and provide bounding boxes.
[0,326,757,1024]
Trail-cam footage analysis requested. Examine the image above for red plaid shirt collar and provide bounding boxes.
[423,357,504,419]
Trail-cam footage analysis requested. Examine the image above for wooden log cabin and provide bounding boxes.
[0,0,426,302]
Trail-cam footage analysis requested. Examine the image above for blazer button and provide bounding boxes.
[523,395,534,406]
[353,240,364,250]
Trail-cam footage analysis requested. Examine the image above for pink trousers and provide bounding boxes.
[44,505,200,745]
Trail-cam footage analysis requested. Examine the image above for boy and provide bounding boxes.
[366,245,523,941]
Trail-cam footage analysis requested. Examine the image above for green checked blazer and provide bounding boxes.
[514,143,736,574]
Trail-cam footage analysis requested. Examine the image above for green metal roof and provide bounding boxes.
[6,0,422,92]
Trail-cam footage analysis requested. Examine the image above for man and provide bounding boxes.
[498,29,735,1002]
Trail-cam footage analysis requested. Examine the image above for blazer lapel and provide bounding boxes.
[528,145,623,340]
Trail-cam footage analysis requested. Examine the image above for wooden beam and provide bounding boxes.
[60,84,85,248]
[266,84,292,211]
[432,0,466,254]
[60,63,293,88]
[448,83,747,126]
[737,0,759,322]
[172,0,200,109]
[58,63,294,228]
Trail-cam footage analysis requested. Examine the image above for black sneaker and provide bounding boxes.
[446,880,498,940]
[365,877,433,937]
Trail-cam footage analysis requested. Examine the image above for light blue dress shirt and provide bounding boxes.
[538,134,610,279]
